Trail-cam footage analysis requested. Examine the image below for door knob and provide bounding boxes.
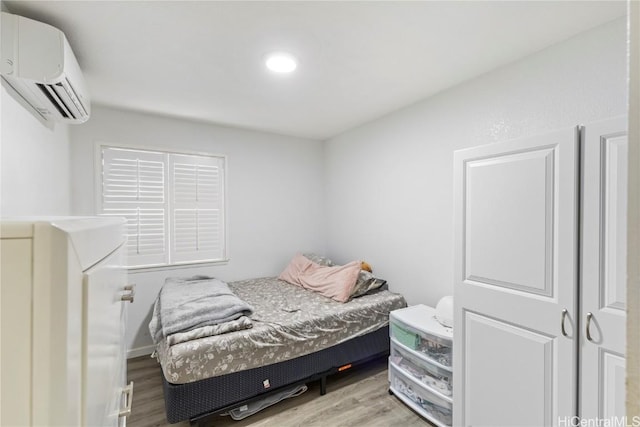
[119,381,134,417]
[121,284,135,303]
[561,308,569,337]
[585,312,594,342]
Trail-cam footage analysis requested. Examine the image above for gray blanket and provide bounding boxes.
[166,315,253,346]
[149,276,254,344]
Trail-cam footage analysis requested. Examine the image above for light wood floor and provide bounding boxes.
[127,355,428,427]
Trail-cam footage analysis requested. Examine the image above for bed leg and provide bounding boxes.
[320,375,327,396]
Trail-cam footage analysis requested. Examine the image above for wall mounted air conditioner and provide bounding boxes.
[1,12,91,124]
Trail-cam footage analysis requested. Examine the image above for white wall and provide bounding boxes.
[69,106,325,355]
[5,13,625,358]
[324,18,628,307]
[0,84,72,216]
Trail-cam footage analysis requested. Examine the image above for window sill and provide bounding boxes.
[127,259,230,273]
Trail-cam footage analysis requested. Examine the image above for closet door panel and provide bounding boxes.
[601,350,625,419]
[83,245,127,427]
[464,312,554,427]
[600,132,628,312]
[454,127,578,427]
[465,147,554,296]
[581,117,627,420]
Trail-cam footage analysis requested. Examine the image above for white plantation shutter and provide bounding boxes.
[169,154,225,263]
[101,147,168,267]
[99,146,226,267]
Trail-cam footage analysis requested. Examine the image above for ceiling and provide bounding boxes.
[4,1,627,140]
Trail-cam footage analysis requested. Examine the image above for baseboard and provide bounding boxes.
[127,344,155,359]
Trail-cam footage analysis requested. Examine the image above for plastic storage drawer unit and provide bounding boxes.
[389,304,453,427]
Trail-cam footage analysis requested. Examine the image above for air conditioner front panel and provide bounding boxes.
[15,13,65,83]
[0,12,91,124]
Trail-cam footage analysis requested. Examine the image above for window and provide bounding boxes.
[99,146,226,268]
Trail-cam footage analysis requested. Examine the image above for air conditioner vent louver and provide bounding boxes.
[1,12,91,124]
[37,83,73,119]
[35,79,88,121]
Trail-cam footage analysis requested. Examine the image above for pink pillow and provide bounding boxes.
[297,261,362,303]
[278,253,318,285]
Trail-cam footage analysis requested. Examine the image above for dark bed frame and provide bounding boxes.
[161,325,391,424]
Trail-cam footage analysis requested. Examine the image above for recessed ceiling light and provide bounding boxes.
[265,52,297,73]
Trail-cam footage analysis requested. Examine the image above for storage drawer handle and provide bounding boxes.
[119,381,134,417]
[586,312,594,342]
[560,309,569,337]
[122,285,135,303]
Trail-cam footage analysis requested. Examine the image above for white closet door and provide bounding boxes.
[581,117,627,420]
[453,127,579,427]
[83,245,127,427]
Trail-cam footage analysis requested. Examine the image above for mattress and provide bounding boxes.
[156,277,407,384]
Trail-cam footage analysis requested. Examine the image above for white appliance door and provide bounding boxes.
[453,127,579,426]
[581,117,627,420]
[82,244,127,427]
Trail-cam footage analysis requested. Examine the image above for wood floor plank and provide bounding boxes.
[127,356,427,427]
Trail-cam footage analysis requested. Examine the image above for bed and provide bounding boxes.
[153,276,407,424]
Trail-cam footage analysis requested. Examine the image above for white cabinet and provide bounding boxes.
[453,117,628,426]
[389,304,453,427]
[0,217,133,426]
